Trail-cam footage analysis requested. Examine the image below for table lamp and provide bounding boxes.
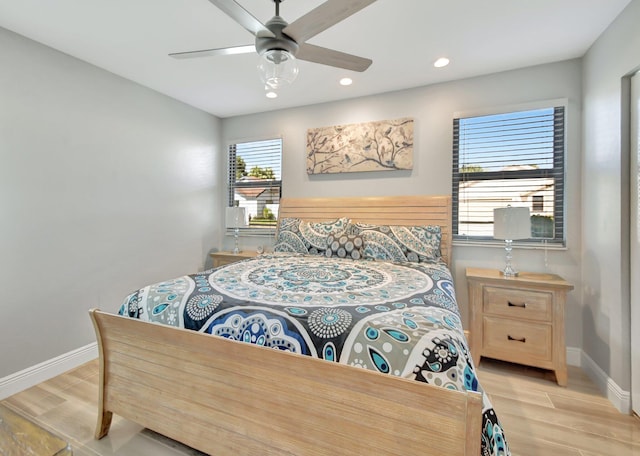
[493,206,531,277]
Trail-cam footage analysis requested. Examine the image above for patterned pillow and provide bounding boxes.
[325,234,364,260]
[346,223,442,263]
[274,217,350,255]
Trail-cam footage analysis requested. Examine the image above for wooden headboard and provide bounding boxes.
[278,195,452,267]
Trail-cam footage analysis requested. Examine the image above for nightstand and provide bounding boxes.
[466,267,573,386]
[210,251,259,268]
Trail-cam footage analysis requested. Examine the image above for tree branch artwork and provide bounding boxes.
[306,117,414,174]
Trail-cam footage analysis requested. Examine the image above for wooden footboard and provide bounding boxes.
[90,309,482,455]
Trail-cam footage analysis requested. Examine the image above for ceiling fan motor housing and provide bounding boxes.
[255,16,299,57]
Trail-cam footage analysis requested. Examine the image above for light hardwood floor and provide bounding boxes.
[1,358,639,455]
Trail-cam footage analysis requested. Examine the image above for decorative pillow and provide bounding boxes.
[325,233,364,260]
[346,223,442,263]
[274,217,350,255]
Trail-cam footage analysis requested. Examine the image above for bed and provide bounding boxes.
[89,195,509,456]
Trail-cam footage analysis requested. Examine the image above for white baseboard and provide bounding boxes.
[577,349,632,414]
[566,346,582,367]
[0,342,98,400]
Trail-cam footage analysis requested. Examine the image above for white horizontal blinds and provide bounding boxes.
[452,106,565,243]
[228,138,282,228]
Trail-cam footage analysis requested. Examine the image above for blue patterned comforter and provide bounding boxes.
[119,252,509,456]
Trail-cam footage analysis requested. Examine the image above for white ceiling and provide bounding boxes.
[0,0,631,118]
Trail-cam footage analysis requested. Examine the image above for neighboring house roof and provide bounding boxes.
[459,165,553,201]
[460,177,553,198]
[235,176,279,199]
[236,187,267,198]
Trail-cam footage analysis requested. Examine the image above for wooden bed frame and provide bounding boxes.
[89,195,482,455]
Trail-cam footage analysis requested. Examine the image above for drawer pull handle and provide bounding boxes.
[508,301,526,308]
[507,335,526,343]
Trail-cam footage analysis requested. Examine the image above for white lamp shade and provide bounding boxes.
[225,207,248,229]
[493,206,531,240]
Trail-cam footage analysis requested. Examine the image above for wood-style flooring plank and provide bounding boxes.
[477,360,640,456]
[491,394,640,450]
[499,431,582,456]
[3,384,66,417]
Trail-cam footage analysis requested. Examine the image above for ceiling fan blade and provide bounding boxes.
[283,0,376,43]
[297,43,372,72]
[169,44,255,59]
[206,0,274,38]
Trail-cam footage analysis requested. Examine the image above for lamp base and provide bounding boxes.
[501,239,518,277]
[500,267,519,277]
[233,228,241,254]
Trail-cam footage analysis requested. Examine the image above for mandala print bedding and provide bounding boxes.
[120,253,510,456]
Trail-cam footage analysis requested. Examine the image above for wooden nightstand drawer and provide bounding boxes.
[483,316,552,362]
[483,286,552,322]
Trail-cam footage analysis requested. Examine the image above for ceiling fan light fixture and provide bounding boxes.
[258,49,299,89]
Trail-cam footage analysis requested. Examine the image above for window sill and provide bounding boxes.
[453,239,567,251]
[225,228,276,238]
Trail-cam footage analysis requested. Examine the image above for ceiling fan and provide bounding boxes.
[169,0,377,90]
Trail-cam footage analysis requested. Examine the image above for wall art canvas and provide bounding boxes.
[306,117,414,174]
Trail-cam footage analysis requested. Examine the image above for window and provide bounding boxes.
[532,195,544,212]
[452,105,565,244]
[228,138,282,232]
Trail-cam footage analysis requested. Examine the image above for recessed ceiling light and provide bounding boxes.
[265,91,278,99]
[434,57,450,68]
[339,77,353,86]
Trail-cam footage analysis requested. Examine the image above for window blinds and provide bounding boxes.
[452,106,565,243]
[228,138,282,229]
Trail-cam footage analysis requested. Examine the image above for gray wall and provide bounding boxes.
[0,28,222,377]
[581,0,640,391]
[222,59,583,347]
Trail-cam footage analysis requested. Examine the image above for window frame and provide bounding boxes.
[226,136,283,237]
[451,100,567,246]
